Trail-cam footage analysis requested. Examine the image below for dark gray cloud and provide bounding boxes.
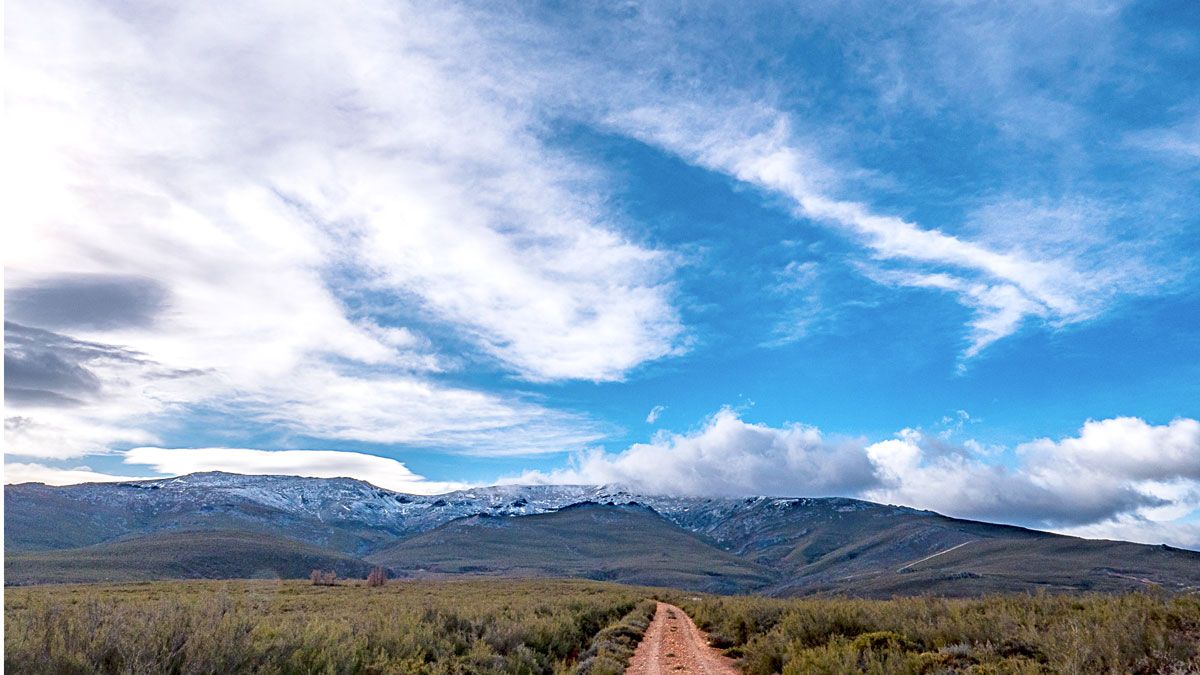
[3,322,146,408]
[6,274,168,330]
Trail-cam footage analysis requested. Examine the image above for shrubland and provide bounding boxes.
[574,599,657,675]
[673,591,1200,674]
[4,579,647,674]
[8,577,1200,674]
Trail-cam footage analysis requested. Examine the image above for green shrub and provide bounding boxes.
[673,591,1200,674]
[575,599,657,675]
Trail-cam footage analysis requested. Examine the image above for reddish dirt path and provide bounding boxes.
[625,601,739,675]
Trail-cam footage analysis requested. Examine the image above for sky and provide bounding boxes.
[4,0,1200,548]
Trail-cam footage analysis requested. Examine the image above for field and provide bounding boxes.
[6,579,1200,674]
[678,592,1200,674]
[3,579,653,674]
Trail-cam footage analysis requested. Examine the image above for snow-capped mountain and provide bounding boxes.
[5,471,913,553]
[8,472,1200,595]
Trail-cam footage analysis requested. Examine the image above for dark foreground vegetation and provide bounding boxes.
[6,578,1200,674]
[677,591,1200,674]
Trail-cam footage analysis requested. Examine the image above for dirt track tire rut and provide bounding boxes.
[624,601,738,675]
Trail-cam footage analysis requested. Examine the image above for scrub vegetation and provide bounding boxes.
[4,579,649,674]
[675,591,1200,674]
[7,578,1200,674]
[574,599,657,675]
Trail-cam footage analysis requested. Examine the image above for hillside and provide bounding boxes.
[4,473,430,555]
[368,502,776,593]
[6,472,1200,595]
[818,535,1200,597]
[5,530,373,585]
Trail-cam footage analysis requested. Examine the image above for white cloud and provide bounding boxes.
[5,413,160,461]
[212,366,607,457]
[4,0,685,460]
[510,408,1200,548]
[438,2,1167,364]
[645,405,666,424]
[857,418,1200,546]
[861,431,1156,528]
[1057,514,1200,551]
[510,407,879,498]
[3,448,464,494]
[1018,417,1200,482]
[604,104,1153,361]
[4,462,148,486]
[120,447,465,494]
[1126,115,1200,161]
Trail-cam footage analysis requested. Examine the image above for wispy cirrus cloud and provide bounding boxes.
[4,0,685,461]
[1125,110,1200,162]
[470,0,1182,364]
[605,104,1160,362]
[645,405,666,424]
[5,0,1194,510]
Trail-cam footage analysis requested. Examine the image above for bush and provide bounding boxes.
[4,579,649,674]
[671,592,1200,675]
[575,599,657,675]
[309,569,338,586]
[365,566,387,587]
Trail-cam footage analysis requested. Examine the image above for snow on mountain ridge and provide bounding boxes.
[7,471,925,551]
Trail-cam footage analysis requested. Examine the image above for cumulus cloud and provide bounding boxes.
[511,408,880,497]
[510,409,1200,547]
[837,416,1198,537]
[121,447,464,494]
[1018,417,1200,482]
[861,430,1165,528]
[1057,515,1200,551]
[5,0,1191,501]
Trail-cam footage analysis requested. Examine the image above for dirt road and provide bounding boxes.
[624,601,739,675]
[896,540,974,573]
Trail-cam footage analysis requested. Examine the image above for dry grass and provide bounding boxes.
[4,579,648,674]
[9,578,1200,674]
[673,591,1200,674]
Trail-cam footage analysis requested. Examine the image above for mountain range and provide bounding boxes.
[6,472,1199,596]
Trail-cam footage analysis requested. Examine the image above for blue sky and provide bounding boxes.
[5,0,1200,546]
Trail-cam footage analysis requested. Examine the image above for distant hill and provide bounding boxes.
[5,530,373,584]
[823,536,1200,597]
[368,502,775,593]
[6,472,1200,596]
[4,473,422,555]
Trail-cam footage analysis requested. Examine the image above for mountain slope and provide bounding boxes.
[6,473,1199,596]
[4,473,432,555]
[819,536,1200,597]
[368,502,776,593]
[5,530,373,585]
